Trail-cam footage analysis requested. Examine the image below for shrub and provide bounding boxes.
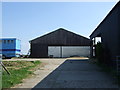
[95,42,104,64]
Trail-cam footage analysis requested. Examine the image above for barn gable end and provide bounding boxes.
[30,28,90,58]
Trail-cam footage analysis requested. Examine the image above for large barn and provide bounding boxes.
[90,1,120,66]
[29,28,90,58]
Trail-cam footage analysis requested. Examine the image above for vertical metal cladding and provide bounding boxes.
[90,1,120,66]
[30,28,90,58]
[30,44,48,58]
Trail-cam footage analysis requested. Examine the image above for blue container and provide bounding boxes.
[0,38,21,58]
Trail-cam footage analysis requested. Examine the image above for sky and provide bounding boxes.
[2,1,118,54]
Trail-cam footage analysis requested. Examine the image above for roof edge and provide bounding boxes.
[29,28,90,43]
[89,1,120,37]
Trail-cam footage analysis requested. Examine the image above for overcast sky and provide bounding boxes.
[2,2,118,54]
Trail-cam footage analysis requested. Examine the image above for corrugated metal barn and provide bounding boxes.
[90,1,120,66]
[29,28,90,58]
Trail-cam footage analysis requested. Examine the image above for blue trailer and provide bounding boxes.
[0,38,21,58]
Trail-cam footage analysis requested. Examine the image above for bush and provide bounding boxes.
[95,42,104,64]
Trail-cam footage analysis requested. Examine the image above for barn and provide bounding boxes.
[90,1,120,66]
[29,28,90,58]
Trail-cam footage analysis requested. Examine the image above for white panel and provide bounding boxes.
[48,46,60,57]
[48,46,90,58]
[62,46,90,57]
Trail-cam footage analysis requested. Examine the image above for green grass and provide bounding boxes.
[2,60,41,88]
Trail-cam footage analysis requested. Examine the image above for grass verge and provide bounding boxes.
[2,60,41,88]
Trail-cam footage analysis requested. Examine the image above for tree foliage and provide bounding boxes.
[95,42,104,63]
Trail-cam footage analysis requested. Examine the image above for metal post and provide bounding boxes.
[90,39,93,58]
[60,46,62,58]
[0,62,11,75]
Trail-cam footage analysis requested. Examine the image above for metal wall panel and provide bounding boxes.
[62,46,90,57]
[30,44,48,58]
[48,46,61,57]
[48,46,90,58]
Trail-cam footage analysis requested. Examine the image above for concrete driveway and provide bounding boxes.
[11,58,119,88]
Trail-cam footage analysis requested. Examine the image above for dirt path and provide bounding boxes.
[11,58,119,88]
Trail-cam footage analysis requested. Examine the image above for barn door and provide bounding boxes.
[48,46,61,57]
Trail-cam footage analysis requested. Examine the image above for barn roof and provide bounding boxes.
[30,28,90,46]
[89,1,120,39]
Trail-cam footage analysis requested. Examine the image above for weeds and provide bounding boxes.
[2,60,41,88]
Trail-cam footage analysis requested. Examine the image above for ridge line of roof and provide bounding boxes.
[29,28,89,43]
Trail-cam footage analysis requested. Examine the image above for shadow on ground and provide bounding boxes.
[33,59,119,89]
